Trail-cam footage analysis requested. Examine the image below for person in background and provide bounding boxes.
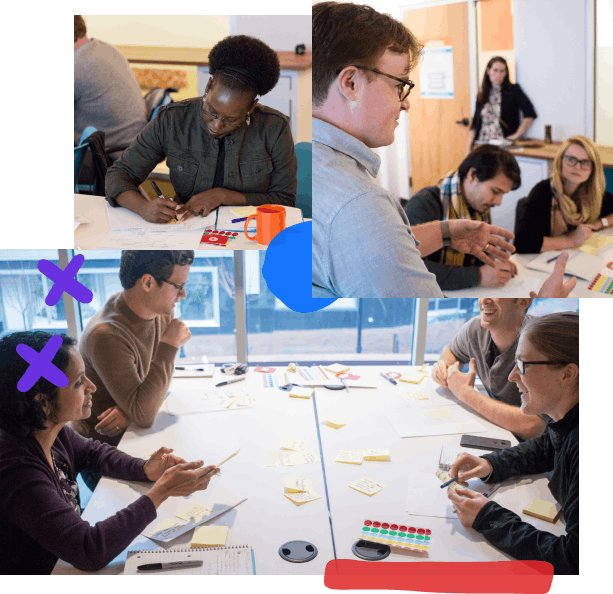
[0,331,219,574]
[464,56,536,157]
[514,135,613,253]
[447,312,578,575]
[74,15,147,159]
[432,298,546,441]
[405,145,521,290]
[106,35,297,224]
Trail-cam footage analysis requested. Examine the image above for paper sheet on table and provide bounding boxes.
[106,202,216,231]
[280,437,308,451]
[284,491,322,505]
[143,486,246,543]
[384,402,488,438]
[176,503,213,523]
[349,476,387,496]
[97,228,204,250]
[165,390,248,416]
[230,206,258,217]
[577,234,613,256]
[284,477,314,493]
[405,471,497,518]
[173,364,215,378]
[526,249,603,281]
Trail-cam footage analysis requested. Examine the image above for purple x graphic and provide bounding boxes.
[38,254,93,306]
[16,335,69,392]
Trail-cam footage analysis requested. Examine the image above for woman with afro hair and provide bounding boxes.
[106,35,298,223]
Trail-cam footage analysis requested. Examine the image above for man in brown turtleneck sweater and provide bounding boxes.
[73,251,194,449]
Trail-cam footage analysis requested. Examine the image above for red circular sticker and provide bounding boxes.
[386,372,401,380]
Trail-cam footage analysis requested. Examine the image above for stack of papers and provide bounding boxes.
[283,476,322,505]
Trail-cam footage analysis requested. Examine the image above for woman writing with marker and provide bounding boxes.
[447,312,578,574]
[106,35,297,223]
[514,135,613,253]
[0,331,219,574]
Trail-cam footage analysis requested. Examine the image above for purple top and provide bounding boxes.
[0,426,157,574]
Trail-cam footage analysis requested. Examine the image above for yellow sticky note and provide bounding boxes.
[349,476,387,496]
[335,450,363,464]
[325,363,350,374]
[191,525,229,548]
[267,451,295,467]
[523,498,560,523]
[426,408,453,420]
[362,449,390,461]
[230,206,258,217]
[283,476,314,493]
[291,450,320,465]
[404,390,429,401]
[236,396,256,407]
[289,386,313,399]
[280,437,308,451]
[322,416,347,429]
[399,372,425,384]
[284,491,322,506]
[435,467,460,492]
[176,503,213,523]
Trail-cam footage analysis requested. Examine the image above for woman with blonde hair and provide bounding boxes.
[514,135,613,253]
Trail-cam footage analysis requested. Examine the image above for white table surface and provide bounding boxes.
[311,366,566,563]
[53,365,567,574]
[53,370,335,574]
[74,194,306,251]
[445,229,613,298]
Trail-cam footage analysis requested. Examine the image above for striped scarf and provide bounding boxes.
[437,170,491,266]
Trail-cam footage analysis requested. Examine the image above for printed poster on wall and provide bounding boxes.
[419,45,455,99]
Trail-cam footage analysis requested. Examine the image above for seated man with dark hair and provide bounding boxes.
[72,251,194,455]
[405,145,522,290]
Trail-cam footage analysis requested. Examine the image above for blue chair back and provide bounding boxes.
[74,126,98,193]
[295,142,312,219]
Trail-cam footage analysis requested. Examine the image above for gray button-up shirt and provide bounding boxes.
[105,98,297,207]
[312,117,443,297]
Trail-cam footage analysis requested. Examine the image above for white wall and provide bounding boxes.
[596,0,613,145]
[232,16,311,51]
[83,16,231,47]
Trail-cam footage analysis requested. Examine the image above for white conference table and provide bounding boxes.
[54,370,335,575]
[312,366,566,563]
[445,229,613,298]
[53,365,567,574]
[74,194,306,251]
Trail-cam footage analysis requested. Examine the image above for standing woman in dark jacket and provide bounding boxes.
[447,312,579,575]
[0,331,219,574]
[465,57,537,156]
[106,35,297,223]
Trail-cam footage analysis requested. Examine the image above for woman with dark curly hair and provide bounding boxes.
[0,331,219,574]
[106,35,298,223]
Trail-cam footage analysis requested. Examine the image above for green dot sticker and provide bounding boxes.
[425,535,430,540]
[398,532,406,537]
[371,528,379,534]
[389,531,397,536]
[362,527,370,532]
[407,533,415,539]
[416,535,424,540]
[380,530,388,535]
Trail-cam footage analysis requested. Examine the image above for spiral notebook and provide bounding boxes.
[124,545,255,575]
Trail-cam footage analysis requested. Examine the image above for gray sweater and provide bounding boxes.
[74,39,147,151]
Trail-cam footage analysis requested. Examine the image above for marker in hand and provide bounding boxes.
[440,475,460,489]
[151,181,179,222]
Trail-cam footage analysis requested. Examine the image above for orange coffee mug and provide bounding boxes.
[244,205,286,246]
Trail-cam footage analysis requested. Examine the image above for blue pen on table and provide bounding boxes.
[151,181,179,222]
[380,372,397,385]
[546,255,560,263]
[230,217,248,223]
[440,475,460,489]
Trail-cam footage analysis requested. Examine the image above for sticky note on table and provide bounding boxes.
[291,450,320,465]
[230,206,258,217]
[267,451,296,467]
[425,408,453,420]
[280,437,308,451]
[236,396,256,407]
[349,476,387,496]
[146,517,186,540]
[284,491,322,506]
[399,372,425,384]
[523,497,560,523]
[289,386,313,399]
[404,390,429,401]
[325,363,350,374]
[336,450,364,464]
[435,467,460,492]
[191,525,229,548]
[175,503,213,523]
[322,416,347,429]
[284,476,314,493]
[363,449,390,461]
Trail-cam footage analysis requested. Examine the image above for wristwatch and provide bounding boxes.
[602,218,609,228]
[440,220,451,247]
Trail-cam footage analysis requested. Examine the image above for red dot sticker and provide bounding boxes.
[382,523,390,529]
[417,528,425,535]
[408,527,416,533]
[364,520,372,527]
[425,529,432,535]
[373,522,381,528]
[399,525,407,532]
[391,524,398,530]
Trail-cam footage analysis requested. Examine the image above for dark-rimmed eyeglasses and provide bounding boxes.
[340,66,415,101]
[514,359,566,375]
[161,279,187,294]
[202,94,245,128]
[563,155,592,170]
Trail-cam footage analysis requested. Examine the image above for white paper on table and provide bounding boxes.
[173,364,215,378]
[97,229,204,250]
[142,485,246,543]
[74,222,81,231]
[384,402,488,438]
[165,390,245,416]
[405,472,497,518]
[526,249,603,281]
[215,205,304,232]
[106,202,216,231]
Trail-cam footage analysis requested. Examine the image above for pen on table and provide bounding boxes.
[380,372,397,385]
[440,475,460,489]
[215,376,246,387]
[151,180,179,221]
[230,217,248,223]
[546,255,559,263]
[175,366,205,371]
[137,560,203,572]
